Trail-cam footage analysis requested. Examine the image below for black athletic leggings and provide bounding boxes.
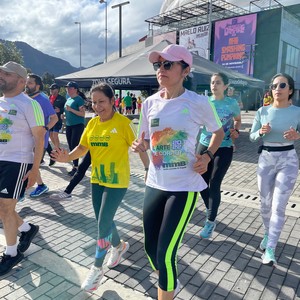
[143,186,198,292]
[197,144,233,221]
[66,123,84,167]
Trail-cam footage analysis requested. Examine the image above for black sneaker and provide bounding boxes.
[17,223,39,253]
[49,159,56,166]
[0,251,24,276]
[68,168,77,177]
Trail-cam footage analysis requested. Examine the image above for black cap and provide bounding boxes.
[66,81,79,89]
[50,83,59,90]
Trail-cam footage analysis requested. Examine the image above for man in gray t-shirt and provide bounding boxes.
[0,61,45,276]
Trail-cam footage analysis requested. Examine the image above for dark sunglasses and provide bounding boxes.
[270,82,288,90]
[153,61,175,71]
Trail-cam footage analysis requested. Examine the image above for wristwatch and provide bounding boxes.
[43,126,49,131]
[202,150,214,161]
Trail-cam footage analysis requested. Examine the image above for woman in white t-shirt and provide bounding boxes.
[132,44,224,300]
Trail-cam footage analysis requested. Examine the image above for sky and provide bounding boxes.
[0,0,299,69]
[0,0,162,68]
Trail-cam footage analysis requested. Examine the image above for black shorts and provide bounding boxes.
[0,161,32,199]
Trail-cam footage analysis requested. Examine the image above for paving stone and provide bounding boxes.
[249,276,269,292]
[177,283,199,300]
[232,277,251,295]
[45,281,74,298]
[194,281,216,299]
[244,288,262,299]
[224,268,242,283]
[214,279,235,297]
[260,286,280,299]
[278,285,296,300]
[25,282,54,299]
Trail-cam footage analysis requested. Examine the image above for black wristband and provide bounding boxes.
[43,126,49,131]
[202,150,214,161]
[145,167,149,171]
[234,129,240,134]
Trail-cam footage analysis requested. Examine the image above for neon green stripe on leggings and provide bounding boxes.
[165,191,197,291]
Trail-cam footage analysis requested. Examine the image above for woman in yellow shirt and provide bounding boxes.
[52,83,149,293]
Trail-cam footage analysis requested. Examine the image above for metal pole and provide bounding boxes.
[74,22,82,70]
[99,0,108,63]
[207,0,213,60]
[105,2,107,62]
[112,1,130,58]
[119,5,122,58]
[79,23,82,70]
[248,45,252,77]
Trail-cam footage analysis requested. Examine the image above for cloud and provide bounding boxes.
[0,0,162,68]
[3,0,297,68]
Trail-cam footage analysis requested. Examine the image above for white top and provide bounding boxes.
[0,93,44,163]
[138,88,222,192]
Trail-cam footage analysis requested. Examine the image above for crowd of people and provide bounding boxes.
[0,42,300,299]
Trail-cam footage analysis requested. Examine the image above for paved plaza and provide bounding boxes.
[0,111,300,300]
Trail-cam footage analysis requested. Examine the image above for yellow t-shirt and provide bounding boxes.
[80,113,136,188]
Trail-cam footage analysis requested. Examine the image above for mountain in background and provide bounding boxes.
[14,41,81,77]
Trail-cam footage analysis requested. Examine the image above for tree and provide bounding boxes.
[0,41,24,65]
[42,72,55,85]
[140,90,149,99]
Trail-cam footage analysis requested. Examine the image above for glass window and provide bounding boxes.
[281,42,299,79]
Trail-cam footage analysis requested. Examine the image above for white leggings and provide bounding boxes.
[257,149,298,249]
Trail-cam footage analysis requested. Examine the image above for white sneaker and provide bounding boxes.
[50,191,72,200]
[260,234,268,251]
[106,240,129,268]
[174,279,181,297]
[81,265,103,292]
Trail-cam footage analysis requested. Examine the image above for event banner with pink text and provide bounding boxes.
[213,14,257,76]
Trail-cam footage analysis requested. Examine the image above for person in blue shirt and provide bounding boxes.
[64,81,85,176]
[250,73,300,266]
[25,74,58,198]
[197,72,241,239]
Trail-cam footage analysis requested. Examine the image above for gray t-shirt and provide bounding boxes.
[0,92,44,163]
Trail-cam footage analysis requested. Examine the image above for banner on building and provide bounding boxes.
[214,14,257,76]
[179,24,209,59]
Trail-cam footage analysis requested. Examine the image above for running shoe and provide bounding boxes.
[0,251,24,276]
[174,279,181,297]
[260,234,268,251]
[261,247,277,266]
[49,159,56,166]
[106,240,129,268]
[50,191,72,200]
[199,220,216,239]
[81,265,104,292]
[68,168,77,177]
[18,194,25,202]
[30,185,49,198]
[18,223,39,253]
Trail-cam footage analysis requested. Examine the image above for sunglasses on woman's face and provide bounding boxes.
[153,61,175,71]
[270,82,288,90]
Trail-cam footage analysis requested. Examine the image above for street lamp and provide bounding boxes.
[74,21,82,70]
[99,0,108,63]
[112,1,130,58]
